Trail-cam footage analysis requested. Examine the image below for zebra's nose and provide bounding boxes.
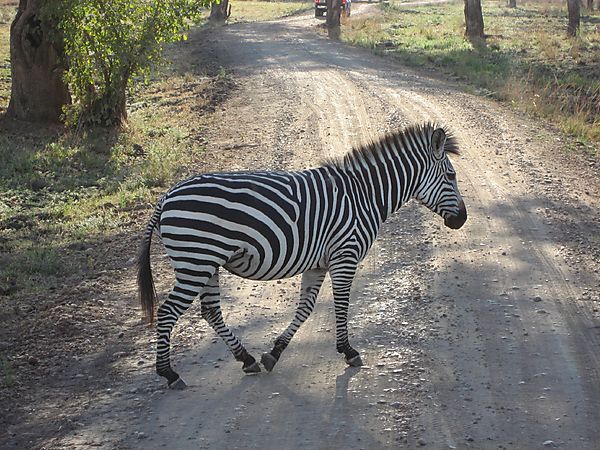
[444,200,467,230]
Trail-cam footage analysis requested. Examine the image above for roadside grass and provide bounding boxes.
[0,67,230,293]
[0,7,229,296]
[342,0,600,148]
[0,107,198,294]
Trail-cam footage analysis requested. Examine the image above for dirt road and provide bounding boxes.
[21,7,599,450]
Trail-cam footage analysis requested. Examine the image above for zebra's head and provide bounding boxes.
[413,126,467,230]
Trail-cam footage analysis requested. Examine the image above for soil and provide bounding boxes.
[1,5,599,450]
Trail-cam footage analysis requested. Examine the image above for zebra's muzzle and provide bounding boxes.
[444,200,467,230]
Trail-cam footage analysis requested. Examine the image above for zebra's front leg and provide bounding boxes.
[200,272,260,374]
[329,261,363,367]
[261,268,326,372]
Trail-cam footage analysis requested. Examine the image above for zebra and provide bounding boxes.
[138,122,467,389]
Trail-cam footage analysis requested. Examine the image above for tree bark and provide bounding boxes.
[464,0,485,40]
[326,0,342,39]
[567,0,580,36]
[507,0,516,8]
[209,0,231,21]
[7,0,70,123]
[586,0,593,11]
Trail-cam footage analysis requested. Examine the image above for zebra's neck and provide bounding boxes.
[340,139,425,224]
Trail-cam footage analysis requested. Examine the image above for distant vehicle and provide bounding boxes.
[314,0,351,18]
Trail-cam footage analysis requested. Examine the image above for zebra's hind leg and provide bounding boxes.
[157,277,209,389]
[200,272,260,374]
[329,261,363,367]
[261,269,326,372]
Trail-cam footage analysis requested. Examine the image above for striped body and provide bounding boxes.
[161,167,355,282]
[138,123,467,387]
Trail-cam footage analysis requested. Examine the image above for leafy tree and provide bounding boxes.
[8,0,209,126]
[57,0,208,127]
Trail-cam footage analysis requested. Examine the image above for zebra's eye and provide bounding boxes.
[447,172,456,181]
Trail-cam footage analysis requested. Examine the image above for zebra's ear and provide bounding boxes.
[431,128,447,158]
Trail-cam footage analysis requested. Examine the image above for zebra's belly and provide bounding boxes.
[222,247,325,281]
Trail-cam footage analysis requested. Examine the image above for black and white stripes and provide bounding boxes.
[138,122,467,388]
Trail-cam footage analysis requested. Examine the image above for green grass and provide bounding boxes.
[342,0,600,147]
[0,69,209,297]
[0,6,222,295]
[0,113,196,293]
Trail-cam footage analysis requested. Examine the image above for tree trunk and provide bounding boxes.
[507,0,516,8]
[326,0,342,39]
[209,0,231,21]
[7,0,70,123]
[87,80,128,127]
[586,0,593,11]
[567,0,580,36]
[464,0,485,39]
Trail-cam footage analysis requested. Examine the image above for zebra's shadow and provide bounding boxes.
[249,364,381,448]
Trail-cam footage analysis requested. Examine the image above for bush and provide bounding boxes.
[49,0,209,127]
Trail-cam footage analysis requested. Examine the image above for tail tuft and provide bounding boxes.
[138,235,156,324]
[138,201,162,324]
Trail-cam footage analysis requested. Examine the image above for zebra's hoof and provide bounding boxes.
[168,377,187,390]
[243,361,261,374]
[261,353,278,372]
[346,354,363,367]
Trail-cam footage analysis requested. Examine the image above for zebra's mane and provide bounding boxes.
[323,122,459,170]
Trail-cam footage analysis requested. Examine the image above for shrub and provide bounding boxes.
[47,0,209,127]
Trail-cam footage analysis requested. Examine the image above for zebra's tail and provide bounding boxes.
[138,200,162,324]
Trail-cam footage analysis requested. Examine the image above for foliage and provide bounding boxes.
[45,0,209,127]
